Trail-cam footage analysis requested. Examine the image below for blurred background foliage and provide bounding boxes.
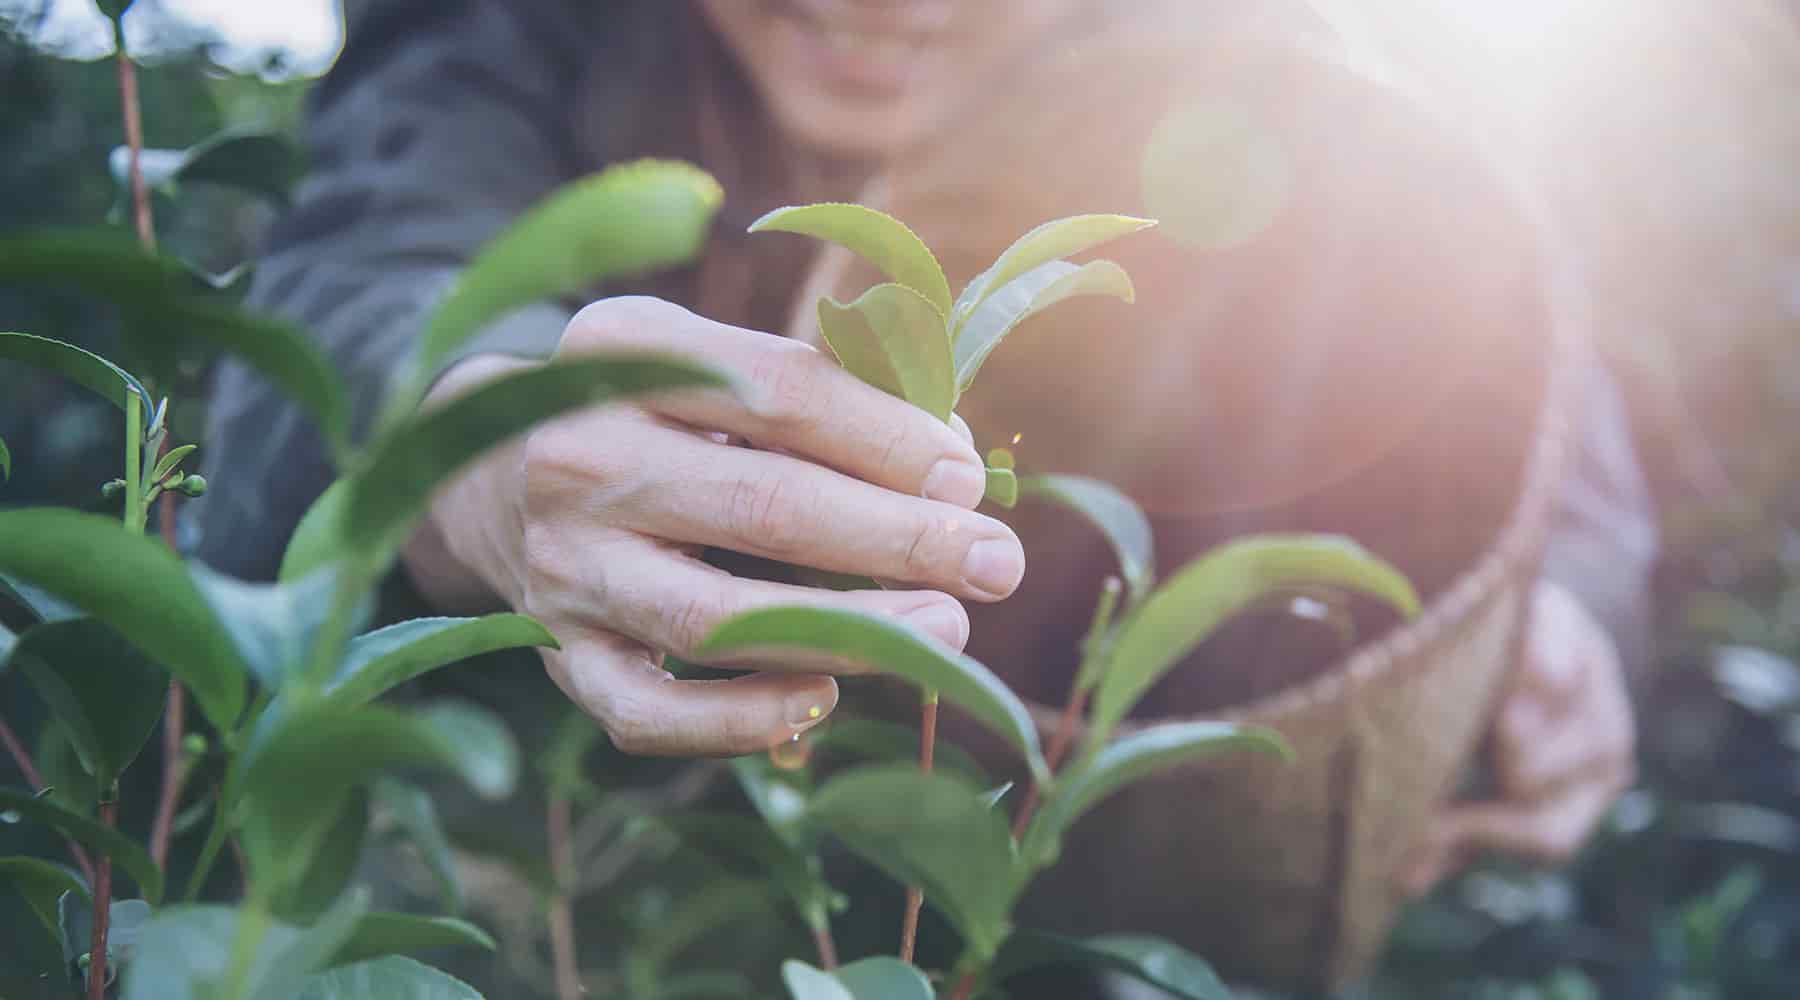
[2,1,1798,997]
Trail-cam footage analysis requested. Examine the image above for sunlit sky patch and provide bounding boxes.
[0,0,341,75]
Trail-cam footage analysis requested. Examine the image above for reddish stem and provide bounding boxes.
[948,970,977,1000]
[547,794,581,1000]
[86,798,117,1000]
[1011,686,1087,839]
[899,697,938,963]
[147,683,185,867]
[0,715,96,884]
[115,47,155,250]
[811,923,839,971]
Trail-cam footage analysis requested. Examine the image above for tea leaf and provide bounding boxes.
[810,717,990,787]
[697,607,1047,783]
[411,159,723,382]
[0,856,88,939]
[0,789,162,903]
[782,957,935,1000]
[1089,534,1419,742]
[239,707,463,902]
[991,930,1230,999]
[950,215,1154,334]
[297,956,483,999]
[371,779,462,914]
[1018,474,1154,616]
[414,699,520,801]
[122,892,368,1000]
[953,259,1134,394]
[0,509,245,731]
[323,615,557,711]
[664,812,838,929]
[274,789,369,922]
[0,232,351,456]
[279,479,349,584]
[984,465,1019,508]
[343,353,727,559]
[729,755,812,848]
[750,203,953,318]
[0,331,149,417]
[152,443,197,482]
[59,895,151,967]
[188,564,344,691]
[810,765,1020,960]
[110,127,302,206]
[817,283,955,421]
[10,618,167,788]
[1022,722,1288,866]
[328,914,496,968]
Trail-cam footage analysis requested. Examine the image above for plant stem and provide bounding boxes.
[124,393,145,535]
[0,715,96,884]
[1011,576,1120,838]
[547,792,581,1000]
[899,689,938,963]
[948,969,978,1000]
[810,921,839,971]
[115,33,155,251]
[148,683,186,867]
[85,796,117,1000]
[1010,686,1087,840]
[221,895,270,999]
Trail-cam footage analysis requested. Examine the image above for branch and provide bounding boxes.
[899,693,938,963]
[546,793,581,1000]
[0,714,96,885]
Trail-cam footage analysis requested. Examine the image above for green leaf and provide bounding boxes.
[0,330,148,417]
[324,615,558,710]
[749,203,953,318]
[9,618,167,788]
[343,353,728,559]
[274,789,370,922]
[0,789,162,903]
[281,479,350,583]
[96,0,133,23]
[664,812,838,929]
[371,779,462,913]
[413,700,520,801]
[123,892,369,1000]
[0,857,87,939]
[189,564,343,691]
[411,159,723,381]
[328,914,495,968]
[1017,474,1154,612]
[152,443,197,482]
[990,930,1230,1000]
[950,215,1155,334]
[698,607,1047,783]
[0,231,351,456]
[60,895,152,968]
[952,259,1134,394]
[728,755,812,848]
[239,707,464,902]
[1022,722,1289,866]
[1,572,85,624]
[809,765,1019,959]
[782,956,934,1000]
[817,283,954,421]
[1088,534,1419,743]
[833,957,935,999]
[112,128,302,206]
[810,717,990,788]
[984,465,1018,508]
[297,955,483,999]
[0,434,8,482]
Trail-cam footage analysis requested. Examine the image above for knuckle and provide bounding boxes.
[897,515,948,579]
[746,341,830,431]
[666,590,729,656]
[724,468,808,556]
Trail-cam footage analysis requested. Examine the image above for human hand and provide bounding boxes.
[406,296,1025,756]
[1398,579,1636,896]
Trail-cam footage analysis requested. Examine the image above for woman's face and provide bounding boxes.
[700,0,1076,160]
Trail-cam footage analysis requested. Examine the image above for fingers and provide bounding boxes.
[543,631,840,756]
[605,422,1024,600]
[561,296,988,508]
[1399,774,1621,896]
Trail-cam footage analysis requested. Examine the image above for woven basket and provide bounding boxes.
[1007,306,1580,990]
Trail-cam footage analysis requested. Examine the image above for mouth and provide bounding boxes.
[768,0,953,97]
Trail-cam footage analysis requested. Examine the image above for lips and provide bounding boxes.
[774,0,955,40]
[769,0,950,97]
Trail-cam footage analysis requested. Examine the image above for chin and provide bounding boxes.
[764,91,943,161]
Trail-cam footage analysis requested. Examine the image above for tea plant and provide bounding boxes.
[664,204,1425,998]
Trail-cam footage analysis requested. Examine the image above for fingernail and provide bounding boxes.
[922,457,987,508]
[785,694,830,730]
[904,599,970,649]
[962,537,1025,598]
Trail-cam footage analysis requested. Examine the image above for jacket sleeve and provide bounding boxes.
[190,0,591,580]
